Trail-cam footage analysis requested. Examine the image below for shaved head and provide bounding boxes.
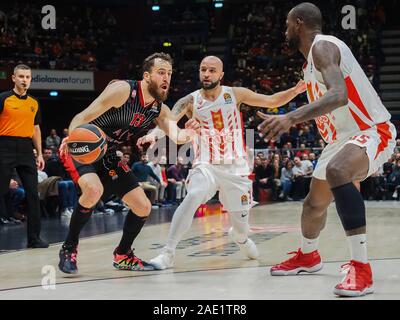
[199,56,224,91]
[288,2,322,30]
[285,2,322,53]
[201,56,224,72]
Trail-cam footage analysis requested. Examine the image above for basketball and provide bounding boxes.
[67,124,108,164]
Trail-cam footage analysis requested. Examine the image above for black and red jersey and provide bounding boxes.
[90,80,161,149]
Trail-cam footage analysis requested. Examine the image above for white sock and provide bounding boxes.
[347,234,368,263]
[301,236,319,254]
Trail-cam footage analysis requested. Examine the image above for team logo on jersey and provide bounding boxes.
[211,110,224,131]
[30,106,35,112]
[131,89,137,99]
[223,93,232,104]
[241,194,249,206]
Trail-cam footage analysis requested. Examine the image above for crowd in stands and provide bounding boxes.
[0,3,118,71]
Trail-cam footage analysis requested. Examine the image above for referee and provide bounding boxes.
[0,64,48,248]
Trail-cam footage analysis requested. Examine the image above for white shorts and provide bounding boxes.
[186,164,253,212]
[313,122,397,180]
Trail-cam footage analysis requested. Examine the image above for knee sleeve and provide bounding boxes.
[331,183,366,231]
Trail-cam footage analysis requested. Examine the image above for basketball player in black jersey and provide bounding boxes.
[58,53,200,274]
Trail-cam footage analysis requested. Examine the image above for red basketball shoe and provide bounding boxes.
[270,248,323,276]
[333,260,374,297]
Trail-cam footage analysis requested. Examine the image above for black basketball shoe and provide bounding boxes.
[59,244,78,274]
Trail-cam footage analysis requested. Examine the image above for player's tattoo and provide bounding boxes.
[171,94,193,117]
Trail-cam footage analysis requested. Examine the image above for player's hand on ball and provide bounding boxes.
[59,137,70,157]
[294,80,307,94]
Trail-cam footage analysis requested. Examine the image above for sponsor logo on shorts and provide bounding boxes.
[241,194,249,205]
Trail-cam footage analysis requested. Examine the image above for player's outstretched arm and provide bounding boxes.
[138,104,199,148]
[139,94,194,144]
[257,40,348,141]
[233,80,306,109]
[68,80,130,131]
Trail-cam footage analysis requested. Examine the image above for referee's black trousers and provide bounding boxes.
[0,137,42,242]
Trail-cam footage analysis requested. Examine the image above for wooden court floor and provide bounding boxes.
[0,201,399,300]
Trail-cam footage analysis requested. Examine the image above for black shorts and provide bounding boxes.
[0,137,37,194]
[68,156,140,200]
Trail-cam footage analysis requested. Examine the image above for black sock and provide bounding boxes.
[117,211,148,254]
[331,182,366,231]
[64,203,94,247]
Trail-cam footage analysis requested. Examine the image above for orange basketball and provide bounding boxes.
[68,124,108,164]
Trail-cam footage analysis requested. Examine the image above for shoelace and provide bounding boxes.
[338,262,357,286]
[70,252,77,263]
[122,250,144,268]
[286,249,301,260]
[340,262,352,274]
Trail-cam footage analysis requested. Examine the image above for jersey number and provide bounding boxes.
[130,113,145,127]
[352,134,370,145]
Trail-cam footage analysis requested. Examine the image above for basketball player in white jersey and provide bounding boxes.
[138,55,306,270]
[257,3,396,297]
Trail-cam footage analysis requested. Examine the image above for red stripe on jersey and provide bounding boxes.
[220,136,225,158]
[349,108,371,131]
[233,109,240,158]
[374,122,392,160]
[138,81,145,106]
[345,77,373,122]
[240,111,247,152]
[331,126,337,141]
[307,82,315,102]
[209,136,214,163]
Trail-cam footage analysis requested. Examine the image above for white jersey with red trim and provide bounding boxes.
[303,34,391,144]
[191,86,250,175]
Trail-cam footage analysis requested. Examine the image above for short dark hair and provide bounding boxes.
[290,2,322,30]
[142,52,173,74]
[14,64,31,74]
[123,152,131,157]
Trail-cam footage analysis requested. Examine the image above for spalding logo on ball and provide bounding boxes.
[68,124,108,164]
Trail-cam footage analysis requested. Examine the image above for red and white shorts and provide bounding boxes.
[313,122,397,180]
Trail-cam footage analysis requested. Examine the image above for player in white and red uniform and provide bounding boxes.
[138,56,306,270]
[257,3,396,297]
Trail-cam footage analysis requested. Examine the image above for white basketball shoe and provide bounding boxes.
[228,227,259,259]
[149,248,175,270]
